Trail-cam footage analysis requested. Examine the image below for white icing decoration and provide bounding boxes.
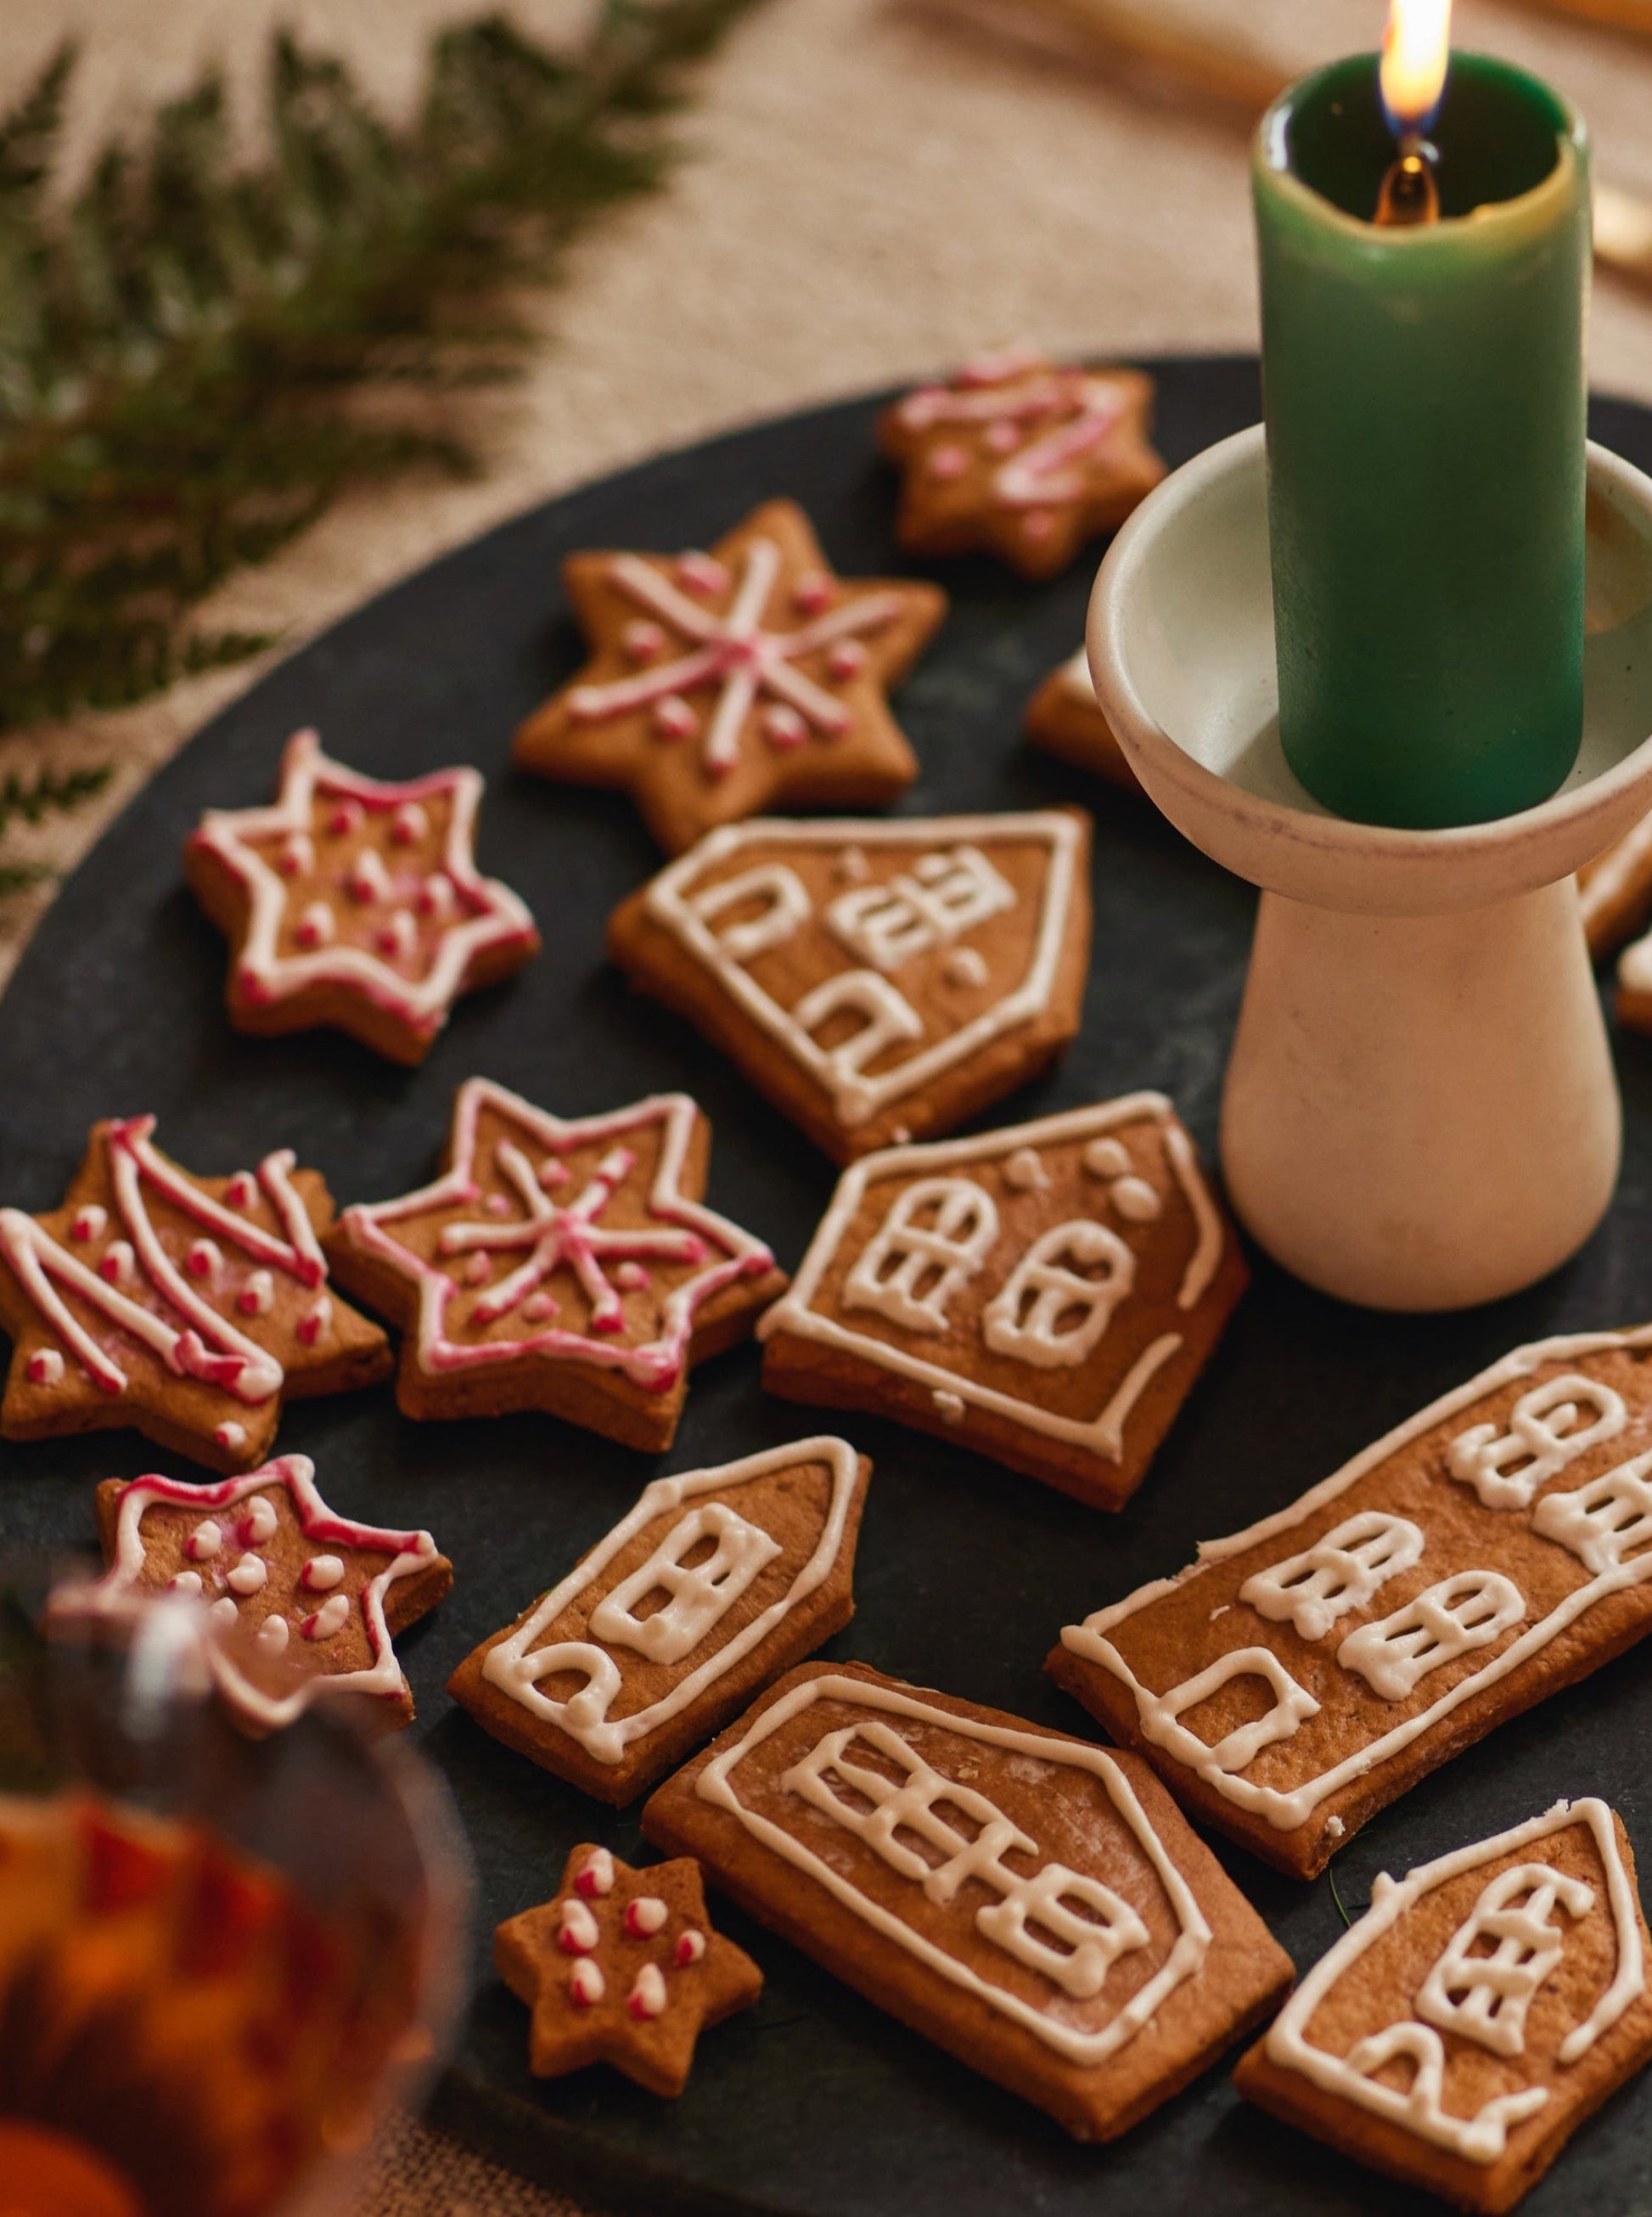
[835,846,869,884]
[1146,1648,1321,1775]
[169,1570,204,1599]
[26,1348,63,1386]
[238,1269,276,1317]
[625,1896,669,1937]
[1059,1327,1652,1833]
[188,729,536,1027]
[304,1593,351,1640]
[759,1097,1222,1462]
[841,1177,999,1333]
[676,1929,706,1966]
[256,1613,290,1654]
[687,863,811,963]
[981,1220,1134,1370]
[481,1439,859,1764]
[565,537,906,778]
[186,1520,223,1561]
[239,1494,278,1544]
[933,1389,965,1423]
[577,1847,615,1898]
[696,1672,1211,2066]
[628,1963,668,2020]
[227,1552,268,1596]
[785,1719,1149,1998]
[1239,1511,1427,1642]
[99,1242,134,1285]
[187,1239,223,1283]
[559,1898,599,1954]
[1110,1177,1161,1223]
[823,846,1015,971]
[1264,1799,1644,2160]
[1003,1146,1048,1193]
[570,1957,605,2006]
[0,1121,326,1404]
[70,1205,107,1241]
[338,1083,773,1393]
[210,1596,240,1629]
[943,946,989,988]
[302,1554,346,1592]
[1336,1571,1526,1702]
[1082,1139,1130,1179]
[1447,1373,1627,1510]
[896,362,1132,509]
[1532,1446,1652,1571]
[790,971,924,1122]
[643,814,1082,1129]
[1415,1860,1594,2057]
[587,1504,783,1663]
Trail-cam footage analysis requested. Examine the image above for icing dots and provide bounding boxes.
[187,1239,223,1283]
[675,1929,707,1967]
[26,1348,64,1387]
[301,1594,351,1641]
[943,946,989,989]
[934,1389,966,1424]
[559,1898,600,1955]
[99,1241,135,1285]
[210,1595,239,1629]
[654,695,699,743]
[297,1296,332,1347]
[239,1494,278,1545]
[346,850,391,905]
[624,1895,669,1938]
[186,1521,223,1562]
[217,1421,247,1454]
[256,1614,290,1654]
[1003,1147,1048,1194]
[627,1963,668,2021]
[576,1847,615,1899]
[169,1569,204,1599]
[237,1270,275,1317]
[70,1205,106,1242]
[391,802,429,846]
[569,1957,606,2007]
[301,1555,346,1592]
[226,1551,268,1596]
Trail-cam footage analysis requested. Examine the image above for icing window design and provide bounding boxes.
[1415,1860,1594,2058]
[1531,1447,1652,1573]
[824,846,1015,971]
[981,1220,1135,1370]
[1149,1648,1320,1775]
[1239,1511,1426,1642]
[1330,2021,1549,2163]
[1336,1571,1526,1702]
[843,1177,1000,1334]
[1446,1373,1627,1511]
[687,864,811,962]
[782,1721,1149,2000]
[588,1503,783,1664]
[791,971,924,1103]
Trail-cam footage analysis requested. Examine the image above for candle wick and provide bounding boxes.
[1375,132,1441,227]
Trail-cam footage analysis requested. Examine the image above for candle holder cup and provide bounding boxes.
[1087,425,1652,1312]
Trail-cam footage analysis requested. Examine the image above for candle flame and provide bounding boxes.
[1380,0,1452,136]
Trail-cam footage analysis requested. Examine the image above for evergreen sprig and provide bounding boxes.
[0,762,113,838]
[0,1,760,738]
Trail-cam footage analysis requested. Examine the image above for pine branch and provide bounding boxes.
[0,762,111,838]
[0,2,762,736]
[0,862,53,897]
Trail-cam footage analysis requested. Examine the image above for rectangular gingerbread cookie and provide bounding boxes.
[608,811,1091,1163]
[1233,1797,1652,2212]
[448,1438,868,1803]
[641,1660,1292,2141]
[757,1094,1246,1511]
[1050,1325,1652,1880]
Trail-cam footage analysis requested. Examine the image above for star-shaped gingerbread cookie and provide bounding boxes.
[0,1117,391,1472]
[1024,648,1142,796]
[512,498,947,856]
[494,1844,761,2096]
[70,1452,452,1734]
[879,349,1166,579]
[324,1080,786,1452]
[186,727,540,1065]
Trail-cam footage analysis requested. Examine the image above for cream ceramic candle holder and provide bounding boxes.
[1087,425,1652,1312]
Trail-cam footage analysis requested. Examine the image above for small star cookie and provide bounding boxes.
[324,1080,785,1453]
[186,728,539,1065]
[879,349,1166,580]
[494,1844,761,2096]
[512,498,946,856]
[0,1117,391,1472]
[1024,649,1142,796]
[72,1453,452,1735]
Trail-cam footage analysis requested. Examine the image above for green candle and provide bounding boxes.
[1253,51,1591,828]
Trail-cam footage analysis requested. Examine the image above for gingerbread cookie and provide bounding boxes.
[1051,1325,1652,1881]
[0,1117,390,1473]
[1616,921,1652,1035]
[324,1080,784,1453]
[758,1094,1245,1511]
[450,1437,869,1803]
[494,1843,761,2095]
[1579,808,1652,959]
[878,349,1166,580]
[642,1662,1291,2141]
[62,1454,452,1735]
[186,727,539,1066]
[1024,649,1141,796]
[609,811,1092,1162]
[512,499,946,856]
[1235,1798,1652,2213]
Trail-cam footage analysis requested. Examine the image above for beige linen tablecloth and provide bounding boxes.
[5,2,1652,2207]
